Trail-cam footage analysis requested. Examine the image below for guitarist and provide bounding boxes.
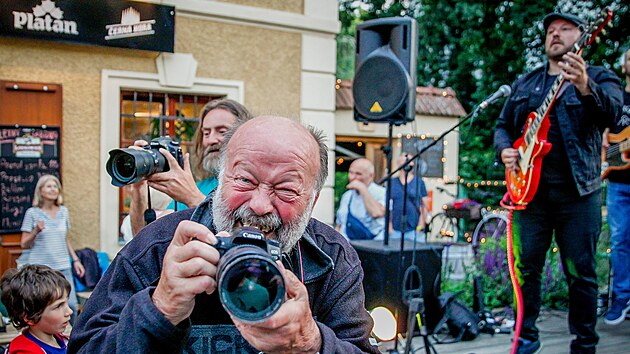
[603,47,630,326]
[494,12,623,354]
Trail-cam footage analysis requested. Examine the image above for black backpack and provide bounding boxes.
[432,291,481,343]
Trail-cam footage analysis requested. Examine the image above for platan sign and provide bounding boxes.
[1,0,175,52]
[13,0,79,35]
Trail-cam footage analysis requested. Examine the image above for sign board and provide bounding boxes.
[0,0,175,52]
[0,125,61,233]
[401,136,444,178]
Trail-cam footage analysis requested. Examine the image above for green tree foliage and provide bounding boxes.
[338,0,630,195]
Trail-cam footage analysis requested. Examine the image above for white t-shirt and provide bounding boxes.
[20,206,71,271]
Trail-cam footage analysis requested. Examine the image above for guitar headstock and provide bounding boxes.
[581,8,613,47]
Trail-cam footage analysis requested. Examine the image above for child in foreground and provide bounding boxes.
[1,264,72,354]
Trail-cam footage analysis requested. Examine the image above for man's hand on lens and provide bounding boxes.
[126,140,152,197]
[152,221,222,325]
[232,262,322,354]
[146,149,206,208]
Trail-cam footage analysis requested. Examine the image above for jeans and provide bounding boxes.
[513,184,600,353]
[389,229,426,243]
[607,181,630,301]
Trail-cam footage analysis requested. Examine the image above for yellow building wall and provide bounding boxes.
[0,16,301,249]
[215,0,303,13]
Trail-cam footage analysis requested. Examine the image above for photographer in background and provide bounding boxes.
[127,99,251,236]
[68,116,378,353]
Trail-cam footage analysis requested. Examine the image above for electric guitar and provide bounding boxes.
[506,8,613,205]
[602,125,630,179]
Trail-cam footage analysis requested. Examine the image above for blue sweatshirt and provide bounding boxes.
[68,196,379,353]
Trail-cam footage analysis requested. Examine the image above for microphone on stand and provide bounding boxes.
[479,84,511,109]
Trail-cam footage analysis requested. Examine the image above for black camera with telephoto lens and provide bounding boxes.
[210,227,286,323]
[105,136,183,187]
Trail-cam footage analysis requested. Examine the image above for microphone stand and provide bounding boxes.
[377,104,486,191]
[392,159,413,354]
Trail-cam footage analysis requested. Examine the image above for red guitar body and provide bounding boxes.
[506,112,552,205]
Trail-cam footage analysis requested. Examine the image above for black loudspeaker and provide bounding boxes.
[352,239,443,333]
[353,17,417,124]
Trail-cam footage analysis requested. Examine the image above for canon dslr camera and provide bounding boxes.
[210,227,286,323]
[105,136,183,186]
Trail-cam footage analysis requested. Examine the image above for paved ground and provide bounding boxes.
[378,309,630,353]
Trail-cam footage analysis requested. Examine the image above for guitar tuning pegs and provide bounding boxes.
[601,29,607,36]
[607,22,613,28]
[595,37,601,44]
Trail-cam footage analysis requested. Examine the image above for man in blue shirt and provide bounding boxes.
[389,154,429,242]
[335,158,386,240]
[128,99,251,236]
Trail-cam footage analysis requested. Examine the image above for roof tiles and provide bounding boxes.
[335,80,466,117]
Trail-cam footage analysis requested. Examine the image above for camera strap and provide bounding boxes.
[144,184,156,225]
[282,240,305,284]
[297,240,304,284]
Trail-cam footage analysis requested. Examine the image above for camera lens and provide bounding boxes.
[105,148,167,186]
[218,246,285,323]
[114,154,135,179]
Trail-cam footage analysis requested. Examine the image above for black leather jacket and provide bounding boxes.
[494,63,623,196]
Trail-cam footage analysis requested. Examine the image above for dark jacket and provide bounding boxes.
[68,196,379,354]
[494,63,623,196]
[72,248,101,289]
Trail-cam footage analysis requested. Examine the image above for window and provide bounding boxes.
[117,90,219,242]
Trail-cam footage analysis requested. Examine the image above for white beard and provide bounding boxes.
[201,145,221,175]
[212,186,315,253]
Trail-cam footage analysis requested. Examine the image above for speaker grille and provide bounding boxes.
[353,54,409,121]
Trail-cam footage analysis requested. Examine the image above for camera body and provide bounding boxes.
[146,136,183,163]
[105,136,183,186]
[211,227,285,323]
[214,227,282,260]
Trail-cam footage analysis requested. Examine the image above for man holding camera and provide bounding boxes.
[127,99,251,236]
[69,116,379,353]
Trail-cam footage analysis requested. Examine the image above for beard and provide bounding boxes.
[201,144,221,175]
[212,185,315,254]
[545,38,572,62]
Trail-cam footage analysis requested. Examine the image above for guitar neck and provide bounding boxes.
[524,75,567,146]
[607,139,630,158]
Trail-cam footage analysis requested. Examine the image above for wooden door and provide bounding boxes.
[0,80,62,277]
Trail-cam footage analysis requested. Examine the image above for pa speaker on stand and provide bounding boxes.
[353,17,417,125]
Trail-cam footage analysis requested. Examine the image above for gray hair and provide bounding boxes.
[193,98,252,179]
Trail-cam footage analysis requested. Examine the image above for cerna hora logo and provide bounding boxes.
[105,7,156,40]
[12,0,78,35]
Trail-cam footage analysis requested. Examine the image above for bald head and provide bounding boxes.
[212,115,329,252]
[348,158,375,185]
[220,115,328,192]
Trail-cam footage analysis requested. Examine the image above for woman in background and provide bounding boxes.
[20,174,84,324]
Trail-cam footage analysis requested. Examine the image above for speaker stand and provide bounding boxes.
[382,122,394,246]
[388,297,433,354]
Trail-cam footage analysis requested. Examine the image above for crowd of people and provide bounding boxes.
[0,10,629,354]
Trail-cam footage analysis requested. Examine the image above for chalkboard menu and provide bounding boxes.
[0,125,61,233]
[401,136,444,178]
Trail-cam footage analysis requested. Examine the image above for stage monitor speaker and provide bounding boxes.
[352,239,443,334]
[353,17,417,125]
